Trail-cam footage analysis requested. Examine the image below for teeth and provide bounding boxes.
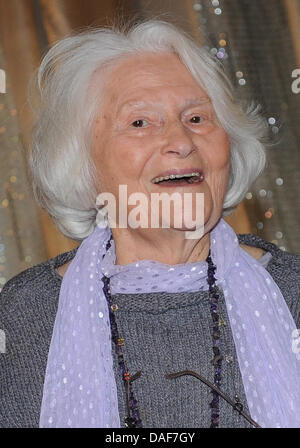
[152,172,203,184]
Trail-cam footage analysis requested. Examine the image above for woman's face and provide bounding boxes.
[92,52,230,233]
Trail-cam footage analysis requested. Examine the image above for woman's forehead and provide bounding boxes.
[106,52,195,86]
[99,54,209,109]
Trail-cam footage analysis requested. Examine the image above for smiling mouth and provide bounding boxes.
[151,171,204,186]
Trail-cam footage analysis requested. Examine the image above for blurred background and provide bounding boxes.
[0,0,299,286]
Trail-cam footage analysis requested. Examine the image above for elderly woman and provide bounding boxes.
[0,20,299,429]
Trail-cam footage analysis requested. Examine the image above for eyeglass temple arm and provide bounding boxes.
[165,370,261,428]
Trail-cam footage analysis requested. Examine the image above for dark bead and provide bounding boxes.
[124,416,138,428]
[132,410,140,420]
[210,401,218,409]
[213,346,220,355]
[211,354,223,366]
[129,398,137,407]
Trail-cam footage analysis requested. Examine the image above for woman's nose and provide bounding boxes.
[160,122,196,158]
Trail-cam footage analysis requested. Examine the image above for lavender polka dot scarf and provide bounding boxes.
[39,218,300,428]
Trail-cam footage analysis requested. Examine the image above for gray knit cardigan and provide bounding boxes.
[0,233,299,428]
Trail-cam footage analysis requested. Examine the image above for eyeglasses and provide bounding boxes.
[126,369,261,428]
[165,369,261,428]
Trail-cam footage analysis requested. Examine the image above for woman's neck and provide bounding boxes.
[111,228,211,266]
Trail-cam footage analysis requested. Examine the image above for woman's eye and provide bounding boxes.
[189,115,204,124]
[131,119,148,128]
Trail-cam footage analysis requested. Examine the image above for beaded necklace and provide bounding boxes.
[101,241,260,428]
[206,251,244,427]
[102,273,143,428]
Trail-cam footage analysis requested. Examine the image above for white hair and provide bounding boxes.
[29,19,267,240]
